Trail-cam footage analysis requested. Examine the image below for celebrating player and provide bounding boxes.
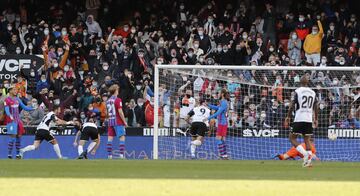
[185,99,210,159]
[285,75,319,167]
[4,85,34,159]
[207,89,230,160]
[73,118,100,159]
[106,84,127,159]
[19,105,72,159]
[276,138,317,160]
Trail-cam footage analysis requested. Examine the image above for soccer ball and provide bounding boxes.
[328,133,338,141]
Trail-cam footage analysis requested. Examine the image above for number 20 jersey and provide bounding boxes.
[294,87,316,123]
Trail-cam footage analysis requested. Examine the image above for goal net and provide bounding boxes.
[153,65,360,161]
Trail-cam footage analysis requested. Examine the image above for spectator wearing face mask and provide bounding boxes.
[132,81,144,101]
[219,45,234,65]
[325,22,338,48]
[36,74,50,94]
[204,15,216,38]
[42,44,70,79]
[7,34,23,54]
[132,49,150,81]
[294,14,311,41]
[318,56,328,67]
[194,27,212,53]
[347,35,359,57]
[0,46,7,55]
[303,20,324,66]
[20,99,44,125]
[124,99,145,127]
[288,31,302,65]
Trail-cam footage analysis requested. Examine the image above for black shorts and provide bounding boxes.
[190,122,207,137]
[291,122,313,135]
[35,129,55,142]
[80,126,99,141]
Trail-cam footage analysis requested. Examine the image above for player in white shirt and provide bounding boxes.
[19,106,73,159]
[178,80,196,128]
[185,99,210,159]
[285,75,319,167]
[73,118,100,159]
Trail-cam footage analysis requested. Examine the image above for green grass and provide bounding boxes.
[1,160,360,196]
[0,160,360,181]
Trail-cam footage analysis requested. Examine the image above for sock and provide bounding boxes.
[107,141,112,156]
[22,145,36,153]
[87,142,97,153]
[78,145,84,156]
[307,151,313,157]
[8,138,16,156]
[216,139,227,157]
[53,144,62,158]
[15,137,21,155]
[190,143,196,156]
[119,141,125,156]
[296,145,308,157]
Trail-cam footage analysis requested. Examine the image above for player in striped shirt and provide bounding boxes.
[4,85,34,159]
[207,89,230,160]
[106,84,128,159]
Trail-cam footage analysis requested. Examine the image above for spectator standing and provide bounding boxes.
[303,20,324,65]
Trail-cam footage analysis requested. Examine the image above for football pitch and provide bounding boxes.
[0,160,359,196]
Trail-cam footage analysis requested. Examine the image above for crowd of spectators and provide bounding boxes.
[0,0,360,130]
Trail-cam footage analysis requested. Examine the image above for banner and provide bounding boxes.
[0,54,44,81]
[1,136,359,161]
[0,126,339,138]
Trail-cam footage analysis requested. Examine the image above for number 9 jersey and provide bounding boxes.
[294,87,317,123]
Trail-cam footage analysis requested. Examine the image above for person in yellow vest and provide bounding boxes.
[303,20,324,66]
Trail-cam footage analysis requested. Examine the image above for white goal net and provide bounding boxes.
[153,65,360,161]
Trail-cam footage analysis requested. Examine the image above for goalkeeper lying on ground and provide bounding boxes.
[276,138,318,160]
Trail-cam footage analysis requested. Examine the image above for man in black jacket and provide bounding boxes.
[124,98,146,127]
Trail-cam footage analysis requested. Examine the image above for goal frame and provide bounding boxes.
[153,65,360,160]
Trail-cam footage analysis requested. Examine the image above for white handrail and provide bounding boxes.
[156,64,360,71]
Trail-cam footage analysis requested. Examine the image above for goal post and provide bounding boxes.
[153,64,360,161]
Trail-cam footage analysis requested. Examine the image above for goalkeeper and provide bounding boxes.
[276,138,318,160]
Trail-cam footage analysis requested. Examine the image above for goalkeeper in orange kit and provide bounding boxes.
[276,138,318,160]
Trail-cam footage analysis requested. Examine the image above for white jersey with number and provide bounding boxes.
[189,105,210,126]
[37,112,58,131]
[294,87,316,123]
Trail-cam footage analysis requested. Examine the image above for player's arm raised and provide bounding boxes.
[178,80,191,95]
